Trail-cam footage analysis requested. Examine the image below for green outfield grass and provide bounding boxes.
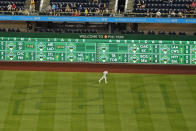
[0,70,196,131]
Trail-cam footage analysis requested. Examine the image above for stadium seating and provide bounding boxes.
[0,28,6,32]
[49,0,110,16]
[121,30,145,34]
[158,31,165,35]
[121,29,196,35]
[168,31,177,35]
[35,28,97,34]
[179,31,186,35]
[133,0,195,17]
[0,28,20,32]
[148,30,155,34]
[0,0,25,15]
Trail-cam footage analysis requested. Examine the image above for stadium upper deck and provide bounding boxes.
[48,0,110,16]
[0,0,195,18]
[0,0,25,15]
[133,0,196,17]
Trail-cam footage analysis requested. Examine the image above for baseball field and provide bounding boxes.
[0,69,196,131]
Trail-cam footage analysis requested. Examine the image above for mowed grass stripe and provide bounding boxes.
[86,73,105,131]
[0,70,195,131]
[36,72,59,131]
[0,70,4,83]
[115,74,138,131]
[71,72,88,131]
[130,74,155,131]
[0,71,17,129]
[158,75,189,131]
[186,75,196,130]
[185,76,196,107]
[19,72,45,131]
[143,74,172,131]
[171,75,196,131]
[2,72,31,131]
[54,72,73,131]
[103,74,121,131]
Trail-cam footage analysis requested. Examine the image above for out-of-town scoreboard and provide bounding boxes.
[0,37,196,65]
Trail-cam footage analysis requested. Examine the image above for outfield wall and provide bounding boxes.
[0,33,196,65]
[0,16,196,23]
[0,61,196,74]
[0,32,196,40]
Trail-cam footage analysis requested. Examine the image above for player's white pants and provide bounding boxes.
[99,76,107,83]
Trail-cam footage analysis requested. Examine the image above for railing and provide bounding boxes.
[0,10,196,18]
[124,12,196,18]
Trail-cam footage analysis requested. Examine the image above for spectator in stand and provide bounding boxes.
[12,3,16,11]
[168,0,173,5]
[137,1,142,8]
[56,5,59,11]
[74,10,80,16]
[146,9,150,17]
[69,3,73,11]
[47,4,52,15]
[88,8,92,16]
[146,9,152,17]
[178,11,183,18]
[190,1,195,9]
[98,3,101,9]
[47,0,109,16]
[141,1,145,8]
[31,0,35,12]
[105,8,109,15]
[72,9,76,16]
[56,8,61,16]
[103,3,107,10]
[78,5,82,12]
[186,4,191,13]
[168,10,172,17]
[190,1,195,13]
[52,4,56,15]
[96,8,100,16]
[85,8,88,16]
[52,4,56,12]
[24,9,29,15]
[77,10,81,16]
[18,8,23,14]
[48,4,52,12]
[183,9,188,17]
[171,10,176,17]
[12,8,16,15]
[156,10,161,17]
[65,4,70,12]
[59,3,62,10]
[58,9,63,16]
[94,0,98,3]
[100,9,104,16]
[8,3,12,11]
[70,9,74,14]
[110,9,115,17]
[73,3,77,10]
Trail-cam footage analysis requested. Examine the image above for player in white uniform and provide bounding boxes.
[99,70,108,84]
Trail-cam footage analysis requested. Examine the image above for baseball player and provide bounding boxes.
[99,70,108,84]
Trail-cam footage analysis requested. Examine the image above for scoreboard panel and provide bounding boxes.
[0,37,196,65]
